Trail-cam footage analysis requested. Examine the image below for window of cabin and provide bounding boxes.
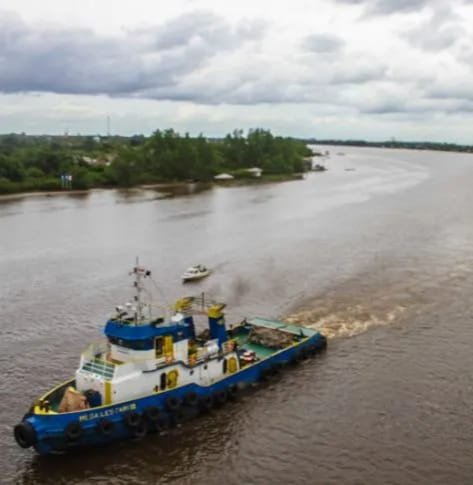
[160,372,167,390]
[155,337,164,358]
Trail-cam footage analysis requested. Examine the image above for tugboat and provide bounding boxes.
[13,262,327,455]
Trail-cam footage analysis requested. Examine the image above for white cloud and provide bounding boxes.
[0,0,473,141]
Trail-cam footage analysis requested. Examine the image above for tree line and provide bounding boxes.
[0,129,312,194]
[305,138,473,153]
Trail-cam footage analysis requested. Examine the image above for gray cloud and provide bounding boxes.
[330,63,386,84]
[1,3,472,124]
[0,9,388,107]
[406,25,461,52]
[334,0,473,16]
[403,6,464,52]
[303,33,345,53]
[334,0,429,15]
[0,10,265,98]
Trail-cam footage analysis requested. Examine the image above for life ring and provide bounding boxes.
[166,369,179,389]
[64,421,83,441]
[13,422,37,448]
[96,418,114,436]
[165,395,181,411]
[227,357,238,374]
[144,406,160,422]
[124,411,142,429]
[227,384,239,400]
[184,391,199,407]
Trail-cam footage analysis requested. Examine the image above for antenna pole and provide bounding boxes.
[132,257,152,324]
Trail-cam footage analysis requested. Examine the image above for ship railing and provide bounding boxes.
[80,341,115,379]
[175,293,224,315]
[185,339,236,366]
[81,341,110,361]
[81,359,115,380]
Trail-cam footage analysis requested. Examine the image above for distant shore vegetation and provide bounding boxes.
[306,139,473,153]
[0,129,312,195]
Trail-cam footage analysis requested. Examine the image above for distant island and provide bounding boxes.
[0,129,312,196]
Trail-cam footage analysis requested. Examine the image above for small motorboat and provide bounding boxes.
[182,265,211,282]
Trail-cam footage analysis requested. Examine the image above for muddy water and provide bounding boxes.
[2,146,473,484]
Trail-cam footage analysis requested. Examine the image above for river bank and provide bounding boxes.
[0,173,305,202]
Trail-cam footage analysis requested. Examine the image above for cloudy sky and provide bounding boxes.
[1,0,473,142]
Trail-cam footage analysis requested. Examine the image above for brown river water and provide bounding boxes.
[1,146,473,484]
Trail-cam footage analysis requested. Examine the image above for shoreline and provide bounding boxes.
[0,188,96,201]
[0,174,304,202]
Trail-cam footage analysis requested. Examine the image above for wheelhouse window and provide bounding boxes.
[155,337,164,358]
[160,372,167,390]
[108,336,152,350]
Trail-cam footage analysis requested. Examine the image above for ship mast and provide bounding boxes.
[132,257,151,324]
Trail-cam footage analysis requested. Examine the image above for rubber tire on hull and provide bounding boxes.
[184,391,199,407]
[306,344,314,356]
[300,348,309,360]
[290,351,302,365]
[124,411,142,429]
[13,422,37,449]
[144,406,160,423]
[65,421,83,442]
[155,415,170,432]
[259,368,270,381]
[227,384,239,400]
[96,418,114,436]
[165,396,181,412]
[132,421,148,439]
[199,395,214,413]
[170,409,186,427]
[214,390,227,407]
[319,337,327,350]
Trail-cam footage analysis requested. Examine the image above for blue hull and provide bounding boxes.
[19,334,326,454]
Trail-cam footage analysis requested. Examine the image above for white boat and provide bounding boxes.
[182,265,211,282]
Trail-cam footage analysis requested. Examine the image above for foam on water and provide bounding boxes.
[285,303,407,339]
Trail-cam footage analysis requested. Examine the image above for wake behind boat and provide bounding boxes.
[13,261,327,455]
